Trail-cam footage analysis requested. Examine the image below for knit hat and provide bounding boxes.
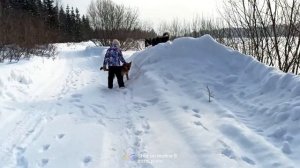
[112,39,121,48]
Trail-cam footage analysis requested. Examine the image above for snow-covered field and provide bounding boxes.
[0,35,299,168]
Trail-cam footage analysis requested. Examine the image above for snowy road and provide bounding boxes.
[0,37,299,168]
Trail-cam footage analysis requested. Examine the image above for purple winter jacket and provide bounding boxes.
[103,44,126,67]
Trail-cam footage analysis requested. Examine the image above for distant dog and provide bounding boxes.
[145,32,170,47]
[100,62,132,80]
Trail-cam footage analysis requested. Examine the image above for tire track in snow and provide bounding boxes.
[0,57,84,167]
[0,104,56,168]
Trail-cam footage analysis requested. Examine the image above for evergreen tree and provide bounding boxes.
[27,0,38,16]
[36,0,44,17]
[1,0,94,44]
[65,5,72,40]
[81,15,92,40]
[70,7,76,41]
[74,8,81,41]
[58,6,67,41]
[43,0,58,29]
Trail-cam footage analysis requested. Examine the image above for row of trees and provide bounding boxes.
[0,0,157,62]
[155,0,300,74]
[87,0,156,47]
[0,0,95,62]
[224,0,300,74]
[0,0,94,43]
[57,5,93,42]
[1,0,300,75]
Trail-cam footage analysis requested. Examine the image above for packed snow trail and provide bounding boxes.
[0,36,299,168]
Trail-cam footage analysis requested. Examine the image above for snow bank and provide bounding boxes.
[57,41,107,58]
[130,34,300,166]
[1,38,299,167]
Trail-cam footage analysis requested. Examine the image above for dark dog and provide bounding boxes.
[145,32,170,47]
[100,62,132,80]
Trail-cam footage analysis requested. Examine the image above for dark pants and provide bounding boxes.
[108,66,124,89]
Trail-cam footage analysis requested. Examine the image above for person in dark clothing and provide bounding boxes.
[103,39,126,89]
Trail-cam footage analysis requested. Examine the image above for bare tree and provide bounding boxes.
[222,0,300,74]
[0,5,57,62]
[87,0,140,46]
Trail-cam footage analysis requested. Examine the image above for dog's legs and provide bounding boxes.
[126,73,129,80]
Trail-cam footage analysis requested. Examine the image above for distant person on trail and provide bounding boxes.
[102,39,126,89]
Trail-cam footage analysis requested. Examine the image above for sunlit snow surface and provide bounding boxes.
[0,36,299,168]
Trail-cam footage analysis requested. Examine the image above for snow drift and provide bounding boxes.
[128,35,300,167]
[0,35,299,168]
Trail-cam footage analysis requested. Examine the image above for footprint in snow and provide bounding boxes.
[26,129,34,136]
[39,144,50,153]
[221,148,236,159]
[71,94,83,99]
[16,147,28,167]
[69,99,81,103]
[56,134,65,140]
[90,105,104,116]
[97,119,106,126]
[142,121,150,130]
[4,106,16,111]
[241,156,255,165]
[39,158,49,167]
[133,101,148,107]
[192,109,200,113]
[74,104,85,109]
[134,137,141,147]
[194,121,202,126]
[83,156,92,166]
[193,114,201,118]
[194,121,209,131]
[182,105,189,110]
[134,130,143,136]
[92,104,107,111]
[146,98,159,105]
[126,121,133,129]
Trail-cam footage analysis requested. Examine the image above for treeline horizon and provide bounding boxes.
[0,0,94,62]
[0,0,156,62]
[158,0,300,74]
[1,0,300,75]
